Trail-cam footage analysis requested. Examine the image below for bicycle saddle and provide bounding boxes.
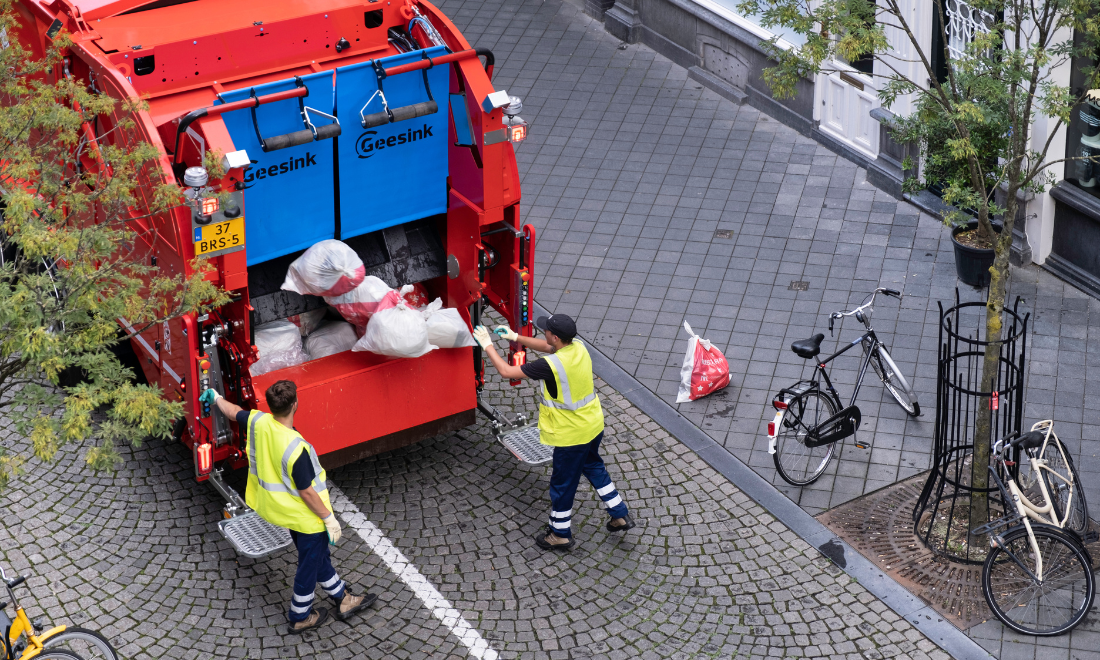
[791,333,825,359]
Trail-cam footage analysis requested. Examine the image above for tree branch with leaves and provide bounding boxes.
[0,0,228,488]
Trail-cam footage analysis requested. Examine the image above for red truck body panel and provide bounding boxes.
[10,0,532,474]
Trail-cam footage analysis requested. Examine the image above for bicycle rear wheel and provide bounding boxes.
[982,525,1095,636]
[868,346,920,416]
[1039,439,1089,536]
[771,389,838,486]
[43,626,119,660]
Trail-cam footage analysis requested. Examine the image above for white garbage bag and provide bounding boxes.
[304,321,359,359]
[287,308,327,336]
[422,298,476,348]
[325,276,401,327]
[281,239,365,297]
[250,321,309,376]
[353,302,437,358]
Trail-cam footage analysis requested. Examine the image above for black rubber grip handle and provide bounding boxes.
[882,288,901,297]
[7,576,25,589]
[314,123,342,141]
[361,101,438,128]
[262,129,316,152]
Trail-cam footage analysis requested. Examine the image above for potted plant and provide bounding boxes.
[951,219,1002,288]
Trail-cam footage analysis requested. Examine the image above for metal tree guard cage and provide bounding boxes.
[912,290,1028,564]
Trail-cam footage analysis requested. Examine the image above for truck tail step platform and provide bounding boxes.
[497,425,552,466]
[218,512,293,559]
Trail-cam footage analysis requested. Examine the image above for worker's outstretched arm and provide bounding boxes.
[474,327,527,380]
[202,389,244,419]
[494,325,554,353]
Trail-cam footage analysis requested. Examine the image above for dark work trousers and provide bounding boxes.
[547,431,629,538]
[288,530,346,622]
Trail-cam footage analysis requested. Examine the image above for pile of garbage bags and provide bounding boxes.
[250,239,475,375]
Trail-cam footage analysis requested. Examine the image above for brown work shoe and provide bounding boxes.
[606,513,636,532]
[335,591,378,621]
[286,607,329,635]
[534,530,576,551]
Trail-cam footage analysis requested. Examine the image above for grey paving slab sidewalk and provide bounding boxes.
[0,367,953,660]
[432,0,1100,655]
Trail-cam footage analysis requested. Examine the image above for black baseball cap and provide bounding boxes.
[535,314,577,341]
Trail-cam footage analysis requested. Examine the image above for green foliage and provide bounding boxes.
[0,0,228,485]
[738,0,1100,240]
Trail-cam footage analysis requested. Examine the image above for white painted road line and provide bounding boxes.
[330,485,500,660]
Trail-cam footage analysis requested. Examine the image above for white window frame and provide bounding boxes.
[689,0,804,51]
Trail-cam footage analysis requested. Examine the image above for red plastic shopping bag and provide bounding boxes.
[676,321,731,403]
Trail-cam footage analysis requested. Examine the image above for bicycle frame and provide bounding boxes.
[1,571,67,660]
[808,331,884,411]
[987,467,1047,582]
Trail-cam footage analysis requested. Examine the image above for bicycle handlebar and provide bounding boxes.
[6,576,24,589]
[828,288,901,330]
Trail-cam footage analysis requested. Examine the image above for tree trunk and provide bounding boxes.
[969,185,1018,537]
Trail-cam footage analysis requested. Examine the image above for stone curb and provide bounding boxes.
[533,301,995,660]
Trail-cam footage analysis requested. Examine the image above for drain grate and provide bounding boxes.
[788,280,810,291]
[219,511,292,559]
[497,426,552,465]
[714,229,734,239]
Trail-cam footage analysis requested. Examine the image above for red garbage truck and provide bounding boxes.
[12,0,538,555]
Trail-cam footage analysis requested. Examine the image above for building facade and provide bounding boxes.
[592,0,1100,295]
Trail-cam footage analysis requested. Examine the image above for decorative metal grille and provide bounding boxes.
[945,0,994,61]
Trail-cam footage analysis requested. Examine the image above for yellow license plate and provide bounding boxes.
[194,217,244,256]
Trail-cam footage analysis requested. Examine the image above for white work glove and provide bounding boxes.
[199,388,222,406]
[472,325,494,350]
[494,325,519,342]
[323,514,342,545]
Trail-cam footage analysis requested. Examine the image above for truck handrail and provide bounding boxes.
[172,86,310,165]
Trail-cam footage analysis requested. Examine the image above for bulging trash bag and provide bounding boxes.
[287,308,327,336]
[325,276,401,327]
[250,321,309,376]
[353,302,437,358]
[422,299,476,348]
[676,321,731,403]
[282,240,365,297]
[304,321,359,359]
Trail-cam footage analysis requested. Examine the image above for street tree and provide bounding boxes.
[0,0,227,488]
[735,0,1100,530]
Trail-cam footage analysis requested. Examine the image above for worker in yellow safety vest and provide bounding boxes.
[200,380,376,633]
[474,314,636,551]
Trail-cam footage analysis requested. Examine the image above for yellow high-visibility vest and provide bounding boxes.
[245,411,332,534]
[537,340,604,447]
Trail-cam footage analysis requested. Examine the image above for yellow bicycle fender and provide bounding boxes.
[37,624,68,642]
[13,624,66,658]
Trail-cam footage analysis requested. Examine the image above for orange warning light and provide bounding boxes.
[201,197,219,215]
[196,443,213,474]
[509,124,527,143]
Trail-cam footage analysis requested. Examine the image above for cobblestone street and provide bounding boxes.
[0,369,954,659]
[2,0,1098,657]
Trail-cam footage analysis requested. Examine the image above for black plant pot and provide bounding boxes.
[951,220,1001,288]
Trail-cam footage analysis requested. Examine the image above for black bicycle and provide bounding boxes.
[767,288,920,486]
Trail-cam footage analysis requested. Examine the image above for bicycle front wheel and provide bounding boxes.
[982,525,1095,636]
[772,389,838,486]
[43,626,119,660]
[869,347,920,416]
[32,651,86,660]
